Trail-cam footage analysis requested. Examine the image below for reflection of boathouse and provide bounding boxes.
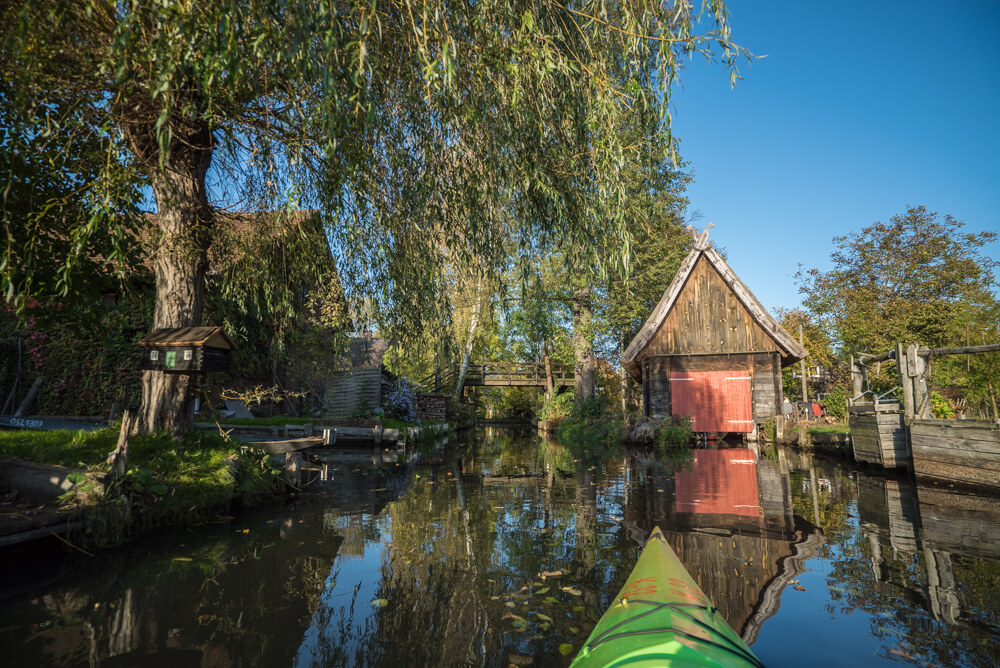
[625,448,823,642]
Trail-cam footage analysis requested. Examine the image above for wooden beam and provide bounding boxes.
[918,344,1000,357]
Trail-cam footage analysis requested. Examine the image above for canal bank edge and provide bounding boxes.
[0,425,284,551]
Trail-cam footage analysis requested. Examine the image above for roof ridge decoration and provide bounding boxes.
[687,222,714,250]
[620,226,807,378]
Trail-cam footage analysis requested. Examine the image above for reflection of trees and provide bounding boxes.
[1,506,342,667]
[805,465,1000,667]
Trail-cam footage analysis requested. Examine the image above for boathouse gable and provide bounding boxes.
[622,229,807,431]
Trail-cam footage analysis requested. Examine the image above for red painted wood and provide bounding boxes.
[669,370,753,433]
[674,449,761,517]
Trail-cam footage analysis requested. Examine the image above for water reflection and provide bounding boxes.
[851,470,1000,665]
[2,428,1000,667]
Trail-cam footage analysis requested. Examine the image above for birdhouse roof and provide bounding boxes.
[137,326,236,349]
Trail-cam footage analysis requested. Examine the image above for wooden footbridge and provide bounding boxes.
[419,362,572,394]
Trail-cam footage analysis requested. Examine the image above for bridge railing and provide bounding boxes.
[416,361,572,392]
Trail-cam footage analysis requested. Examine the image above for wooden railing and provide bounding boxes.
[417,362,572,393]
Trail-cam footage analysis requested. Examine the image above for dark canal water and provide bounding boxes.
[2,427,999,667]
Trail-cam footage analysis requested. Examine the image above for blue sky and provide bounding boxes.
[670,0,1000,312]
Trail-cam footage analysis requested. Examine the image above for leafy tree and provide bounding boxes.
[3,0,749,437]
[797,206,999,412]
[776,307,844,402]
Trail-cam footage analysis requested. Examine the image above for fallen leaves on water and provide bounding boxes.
[787,579,800,585]
[534,586,550,595]
[538,570,563,580]
[544,596,559,604]
[793,585,806,592]
[172,557,193,562]
[569,626,580,634]
[559,643,575,656]
[508,655,533,666]
[535,613,553,622]
[561,586,582,596]
[371,599,389,608]
[505,601,516,608]
[502,613,528,624]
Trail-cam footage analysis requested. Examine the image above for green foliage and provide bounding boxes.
[3,0,751,347]
[555,416,625,453]
[930,391,956,419]
[0,298,149,416]
[823,386,851,421]
[796,206,999,414]
[539,392,575,425]
[655,417,694,452]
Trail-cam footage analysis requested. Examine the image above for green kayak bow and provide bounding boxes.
[570,527,764,668]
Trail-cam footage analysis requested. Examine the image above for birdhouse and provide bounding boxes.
[137,327,236,374]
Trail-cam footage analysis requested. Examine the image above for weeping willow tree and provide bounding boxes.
[2,0,749,437]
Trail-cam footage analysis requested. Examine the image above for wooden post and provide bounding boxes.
[909,343,931,419]
[850,355,863,405]
[897,343,914,419]
[799,324,808,403]
[107,410,133,487]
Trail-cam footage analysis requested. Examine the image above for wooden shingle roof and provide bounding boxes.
[621,226,807,379]
[137,326,236,349]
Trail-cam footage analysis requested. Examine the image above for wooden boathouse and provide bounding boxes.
[621,226,807,434]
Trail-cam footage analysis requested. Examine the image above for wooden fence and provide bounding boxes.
[324,368,384,419]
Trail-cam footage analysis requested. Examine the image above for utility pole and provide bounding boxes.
[799,324,808,404]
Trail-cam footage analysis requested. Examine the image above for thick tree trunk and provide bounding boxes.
[126,114,214,439]
[573,285,595,406]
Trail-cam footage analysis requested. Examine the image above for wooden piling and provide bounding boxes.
[897,342,914,418]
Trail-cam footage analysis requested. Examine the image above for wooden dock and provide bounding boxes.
[910,419,1000,489]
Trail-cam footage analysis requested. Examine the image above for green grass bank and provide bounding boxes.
[0,425,282,548]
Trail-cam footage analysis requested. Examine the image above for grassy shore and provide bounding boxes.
[0,425,282,547]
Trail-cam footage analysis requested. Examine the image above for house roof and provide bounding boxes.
[137,326,236,349]
[621,226,807,379]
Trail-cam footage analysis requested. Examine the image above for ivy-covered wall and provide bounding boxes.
[1,297,150,416]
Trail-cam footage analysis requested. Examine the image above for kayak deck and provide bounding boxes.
[570,527,764,668]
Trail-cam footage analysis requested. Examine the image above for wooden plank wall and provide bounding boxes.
[642,353,780,422]
[849,405,908,467]
[644,257,783,357]
[910,419,1000,489]
[324,368,383,418]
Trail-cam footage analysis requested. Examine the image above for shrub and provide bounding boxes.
[539,392,574,424]
[656,416,694,451]
[823,386,850,421]
[384,379,418,423]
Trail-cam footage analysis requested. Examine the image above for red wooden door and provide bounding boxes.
[669,370,753,432]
